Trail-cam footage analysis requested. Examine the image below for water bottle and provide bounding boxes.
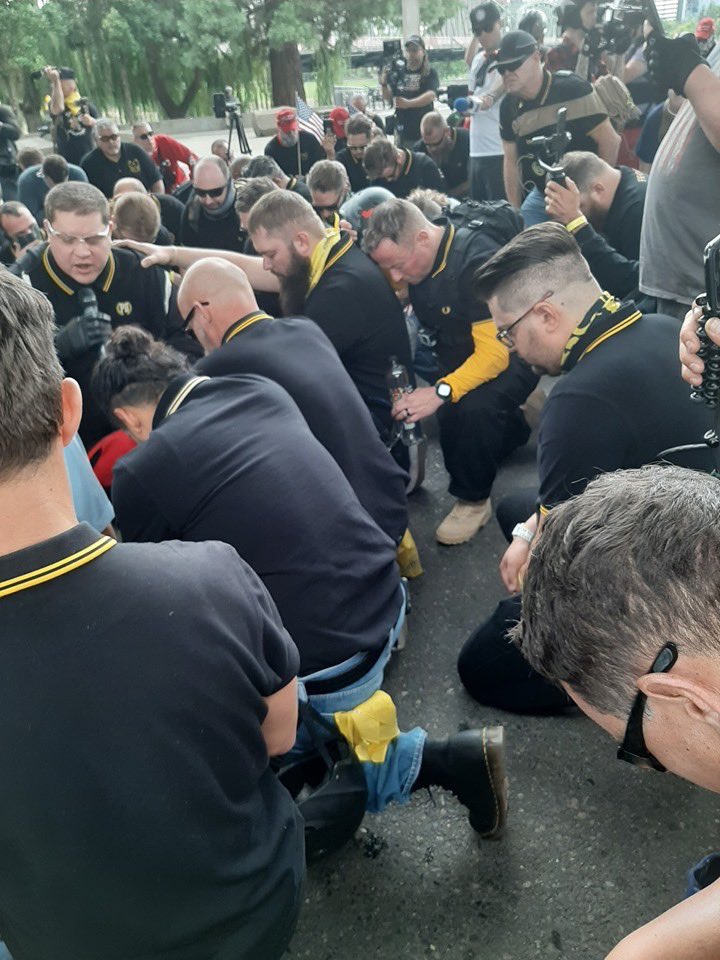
[387,356,421,446]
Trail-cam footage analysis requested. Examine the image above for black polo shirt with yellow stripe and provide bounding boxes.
[370,148,445,199]
[25,243,187,446]
[0,522,303,960]
[304,233,413,434]
[194,311,408,544]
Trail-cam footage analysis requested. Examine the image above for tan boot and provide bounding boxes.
[436,499,492,545]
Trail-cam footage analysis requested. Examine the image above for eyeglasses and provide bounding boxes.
[312,203,340,216]
[137,132,153,140]
[183,300,209,332]
[46,222,111,248]
[347,144,367,154]
[497,55,531,75]
[617,642,678,772]
[98,133,120,143]
[194,185,226,199]
[495,290,553,347]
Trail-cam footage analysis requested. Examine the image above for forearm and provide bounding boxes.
[404,90,436,108]
[168,245,279,292]
[684,64,720,153]
[465,37,480,67]
[442,321,510,399]
[49,81,64,117]
[381,82,393,105]
[593,124,621,164]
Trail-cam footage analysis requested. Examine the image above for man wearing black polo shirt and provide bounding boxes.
[495,30,619,225]
[0,271,304,960]
[113,177,185,244]
[264,108,325,177]
[415,112,471,198]
[19,181,190,447]
[247,190,414,439]
[180,156,246,251]
[93,326,508,832]
[81,119,163,198]
[544,150,646,299]
[364,137,445,198]
[457,223,716,713]
[335,114,373,193]
[180,257,408,543]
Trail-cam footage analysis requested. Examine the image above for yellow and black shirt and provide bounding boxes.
[0,522,303,960]
[369,148,445,199]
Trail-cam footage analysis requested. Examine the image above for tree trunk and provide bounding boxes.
[117,63,135,125]
[148,54,202,118]
[269,42,305,106]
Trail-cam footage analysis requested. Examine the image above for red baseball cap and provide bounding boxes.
[276,108,298,131]
[696,16,715,39]
[329,106,349,138]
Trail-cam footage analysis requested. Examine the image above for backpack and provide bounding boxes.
[444,199,525,247]
[592,75,640,131]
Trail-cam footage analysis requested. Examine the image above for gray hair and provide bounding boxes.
[361,197,430,254]
[45,181,110,226]
[234,176,279,215]
[306,160,347,196]
[95,117,117,136]
[514,465,720,717]
[245,156,284,179]
[0,271,64,479]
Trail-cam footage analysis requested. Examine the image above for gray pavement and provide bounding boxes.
[288,425,718,959]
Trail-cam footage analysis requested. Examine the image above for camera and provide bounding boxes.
[212,88,241,119]
[580,0,664,57]
[529,107,571,184]
[381,40,405,92]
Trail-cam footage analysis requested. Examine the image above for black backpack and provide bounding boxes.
[443,199,524,249]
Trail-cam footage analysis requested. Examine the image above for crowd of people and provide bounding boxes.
[1,2,720,958]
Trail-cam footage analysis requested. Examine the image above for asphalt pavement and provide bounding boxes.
[287,422,718,960]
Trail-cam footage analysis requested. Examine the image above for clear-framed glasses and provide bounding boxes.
[46,222,111,249]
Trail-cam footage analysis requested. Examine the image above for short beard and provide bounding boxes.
[279,250,311,316]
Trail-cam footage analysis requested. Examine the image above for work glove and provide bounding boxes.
[646,31,705,96]
[55,311,112,364]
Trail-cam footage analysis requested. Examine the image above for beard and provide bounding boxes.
[278,249,311,317]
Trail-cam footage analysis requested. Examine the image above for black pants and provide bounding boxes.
[457,488,572,714]
[437,356,538,502]
[469,155,505,202]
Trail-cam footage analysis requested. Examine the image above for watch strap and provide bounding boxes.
[511,522,535,544]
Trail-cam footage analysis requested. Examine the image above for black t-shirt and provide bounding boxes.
[336,147,369,192]
[392,66,440,142]
[500,70,607,193]
[538,312,717,512]
[113,374,402,674]
[304,234,414,433]
[51,100,99,165]
[180,197,247,251]
[195,312,408,544]
[155,192,185,242]
[370,148,445,199]
[264,131,326,176]
[81,142,162,197]
[286,175,312,202]
[24,244,192,446]
[413,127,470,193]
[0,523,303,960]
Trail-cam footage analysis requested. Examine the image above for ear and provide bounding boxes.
[293,231,314,257]
[60,378,83,447]
[113,405,143,438]
[536,300,563,332]
[638,672,720,732]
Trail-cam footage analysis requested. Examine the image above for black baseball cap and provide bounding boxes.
[470,2,502,33]
[404,34,426,49]
[490,31,538,70]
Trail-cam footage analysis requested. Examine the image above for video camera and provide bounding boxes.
[529,107,571,185]
[212,87,241,119]
[582,0,664,57]
[381,40,405,92]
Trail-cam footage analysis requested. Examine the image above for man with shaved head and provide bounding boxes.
[180,258,408,544]
[180,155,245,251]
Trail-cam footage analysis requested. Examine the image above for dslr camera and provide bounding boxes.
[381,40,405,92]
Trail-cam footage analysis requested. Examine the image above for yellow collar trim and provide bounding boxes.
[225,312,273,344]
[308,232,352,295]
[431,223,455,279]
[578,310,642,361]
[0,536,115,599]
[42,248,115,296]
[165,376,210,417]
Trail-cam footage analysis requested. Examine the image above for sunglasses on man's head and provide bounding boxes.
[194,185,226,199]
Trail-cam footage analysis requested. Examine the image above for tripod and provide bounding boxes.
[226,107,251,157]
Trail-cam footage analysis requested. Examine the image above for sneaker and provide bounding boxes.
[436,499,492,545]
[431,728,508,837]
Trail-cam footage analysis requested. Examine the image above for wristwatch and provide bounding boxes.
[511,522,535,544]
[435,381,452,402]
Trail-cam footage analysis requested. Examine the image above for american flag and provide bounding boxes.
[295,94,324,143]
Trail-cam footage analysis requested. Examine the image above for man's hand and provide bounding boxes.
[338,218,357,242]
[680,300,720,386]
[394,96,411,109]
[500,538,532,593]
[545,176,583,225]
[391,385,443,423]
[79,113,95,127]
[322,132,336,158]
[646,31,705,96]
[55,312,112,363]
[113,238,174,268]
[44,67,60,82]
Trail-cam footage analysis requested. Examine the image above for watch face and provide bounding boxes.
[437,382,452,399]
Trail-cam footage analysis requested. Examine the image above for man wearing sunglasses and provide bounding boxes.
[456,222,715,714]
[81,119,163,199]
[180,155,246,253]
[132,121,197,193]
[516,464,720,959]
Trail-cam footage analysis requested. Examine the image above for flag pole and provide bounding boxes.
[295,91,302,177]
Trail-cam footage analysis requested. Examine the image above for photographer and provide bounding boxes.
[45,67,98,166]
[381,35,439,149]
[546,0,598,76]
[0,103,20,202]
[544,150,646,298]
[0,202,43,267]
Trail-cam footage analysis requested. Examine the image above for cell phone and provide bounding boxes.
[323,118,334,135]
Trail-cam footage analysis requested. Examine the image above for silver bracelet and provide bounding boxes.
[511,522,535,544]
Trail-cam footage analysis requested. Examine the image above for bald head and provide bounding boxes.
[177,258,260,353]
[113,177,148,197]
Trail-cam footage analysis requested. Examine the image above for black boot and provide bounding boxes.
[413,728,508,838]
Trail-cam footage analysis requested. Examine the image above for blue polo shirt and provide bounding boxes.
[17,163,87,225]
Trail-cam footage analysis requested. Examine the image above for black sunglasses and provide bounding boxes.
[497,55,531,75]
[183,300,209,333]
[617,642,678,772]
[138,132,153,140]
[194,185,226,199]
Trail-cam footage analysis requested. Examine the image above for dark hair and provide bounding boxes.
[362,138,397,179]
[514,465,720,717]
[0,271,64,478]
[112,193,161,242]
[234,176,278,214]
[91,326,190,421]
[42,154,70,186]
[0,201,28,221]
[345,114,373,138]
[559,150,609,192]
[245,156,284,179]
[17,147,44,170]
[472,222,591,308]
[45,181,109,226]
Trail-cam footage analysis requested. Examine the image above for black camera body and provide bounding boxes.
[529,107,571,184]
[583,0,664,56]
[381,40,406,92]
[213,91,240,119]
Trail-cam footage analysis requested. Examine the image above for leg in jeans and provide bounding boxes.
[470,155,506,202]
[437,357,538,501]
[520,186,550,226]
[457,595,572,713]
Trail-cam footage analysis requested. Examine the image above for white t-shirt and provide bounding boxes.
[467,49,503,157]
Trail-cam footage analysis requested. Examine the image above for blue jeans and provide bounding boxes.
[520,186,550,226]
[292,586,426,814]
[0,943,10,960]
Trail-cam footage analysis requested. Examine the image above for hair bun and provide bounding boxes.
[107,324,155,361]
